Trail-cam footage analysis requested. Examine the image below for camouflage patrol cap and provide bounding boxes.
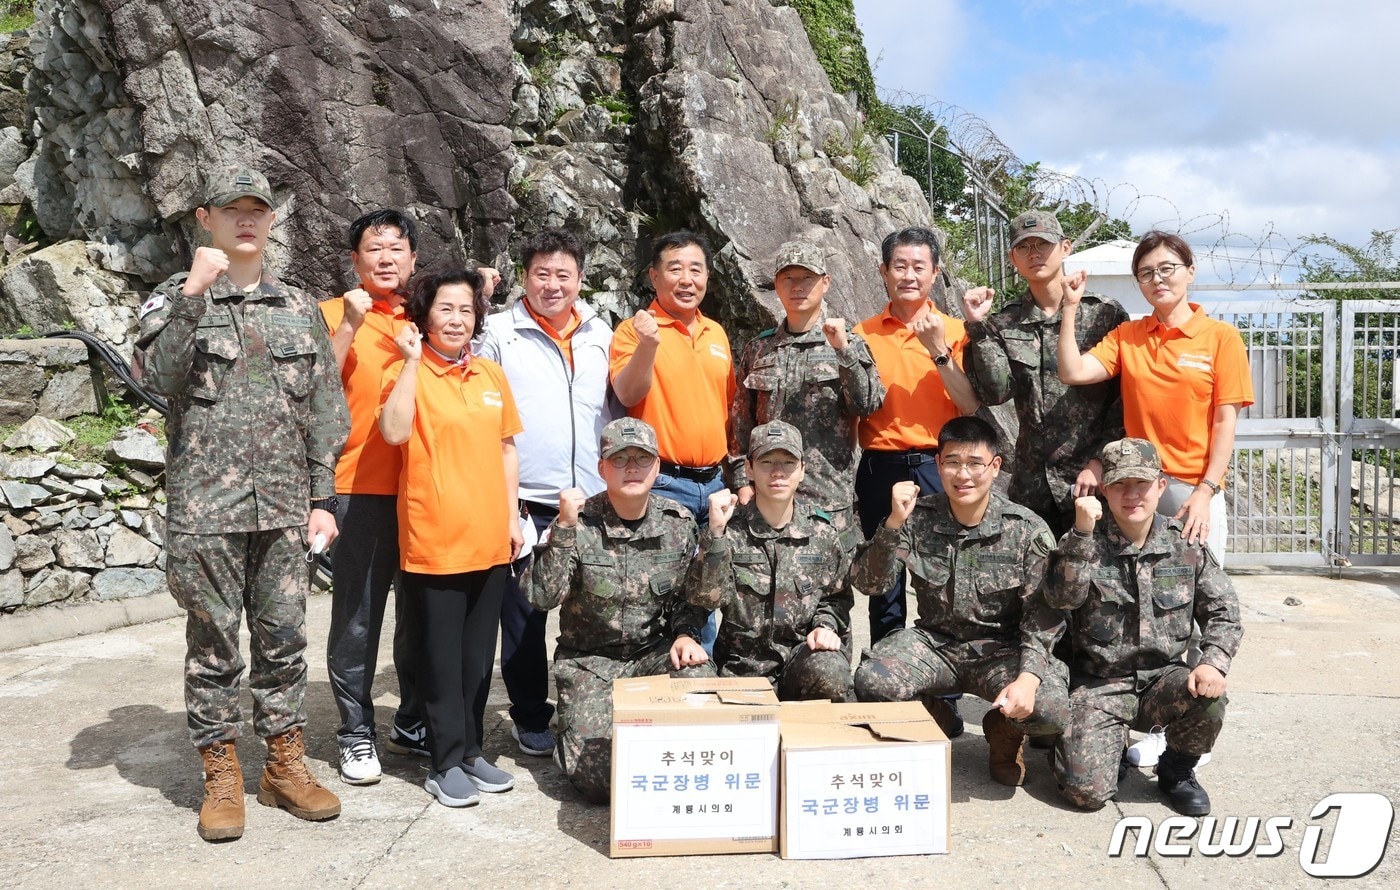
[205,164,274,207]
[1100,437,1162,486]
[1008,210,1065,247]
[599,417,659,459]
[749,420,804,459]
[773,240,827,277]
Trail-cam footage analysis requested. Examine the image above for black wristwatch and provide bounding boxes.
[310,497,339,513]
[933,350,952,367]
[675,625,702,642]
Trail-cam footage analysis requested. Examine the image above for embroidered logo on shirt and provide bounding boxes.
[138,293,166,318]
[482,390,503,407]
[1177,352,1213,371]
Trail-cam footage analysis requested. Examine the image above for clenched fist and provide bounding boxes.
[708,489,739,534]
[911,312,948,359]
[633,309,661,347]
[962,286,995,323]
[557,487,586,528]
[821,318,849,351]
[342,288,372,329]
[1062,269,1088,310]
[886,480,919,529]
[394,322,423,362]
[184,246,230,295]
[1074,495,1102,533]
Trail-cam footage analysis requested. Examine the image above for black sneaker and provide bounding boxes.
[1157,746,1211,816]
[386,719,430,757]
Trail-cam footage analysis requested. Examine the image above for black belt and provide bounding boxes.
[660,461,722,482]
[864,448,939,466]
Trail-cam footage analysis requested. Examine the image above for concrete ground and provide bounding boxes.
[1,567,1397,889]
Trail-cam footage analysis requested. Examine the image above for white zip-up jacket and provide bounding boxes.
[475,299,617,503]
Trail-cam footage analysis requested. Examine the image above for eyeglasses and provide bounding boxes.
[1011,240,1059,258]
[939,459,993,477]
[607,452,657,469]
[1134,262,1188,284]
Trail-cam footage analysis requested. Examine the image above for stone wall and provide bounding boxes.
[0,336,103,425]
[0,410,167,614]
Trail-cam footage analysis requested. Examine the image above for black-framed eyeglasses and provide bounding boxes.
[1011,240,1059,258]
[607,452,657,469]
[1134,262,1188,284]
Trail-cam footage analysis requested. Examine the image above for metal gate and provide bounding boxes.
[1212,297,1400,566]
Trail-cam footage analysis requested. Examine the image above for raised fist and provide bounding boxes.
[708,489,739,534]
[633,309,661,347]
[887,480,919,528]
[342,288,372,328]
[184,246,230,295]
[1062,269,1088,309]
[1074,495,1102,533]
[961,286,995,323]
[911,312,947,358]
[821,318,849,351]
[394,322,423,362]
[558,487,586,528]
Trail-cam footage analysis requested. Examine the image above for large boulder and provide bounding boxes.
[0,241,141,357]
[23,0,517,291]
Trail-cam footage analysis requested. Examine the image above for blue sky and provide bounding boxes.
[852,0,1399,278]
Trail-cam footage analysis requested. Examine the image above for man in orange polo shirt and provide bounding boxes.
[320,209,500,785]
[610,231,735,523]
[854,227,980,729]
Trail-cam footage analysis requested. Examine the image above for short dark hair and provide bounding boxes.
[937,416,1001,455]
[649,231,712,269]
[406,266,488,341]
[521,228,586,275]
[880,227,941,268]
[1132,230,1193,273]
[348,209,418,253]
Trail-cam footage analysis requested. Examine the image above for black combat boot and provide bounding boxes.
[1157,746,1211,816]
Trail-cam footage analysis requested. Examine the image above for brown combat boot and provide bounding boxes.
[983,709,1027,786]
[197,741,245,841]
[257,727,341,821]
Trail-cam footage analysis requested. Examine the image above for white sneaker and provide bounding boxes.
[338,737,382,785]
[1127,727,1210,769]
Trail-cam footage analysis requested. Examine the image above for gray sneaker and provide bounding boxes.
[512,725,556,757]
[463,757,515,793]
[425,767,480,807]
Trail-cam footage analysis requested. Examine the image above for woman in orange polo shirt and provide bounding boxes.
[379,267,525,808]
[1056,230,1254,562]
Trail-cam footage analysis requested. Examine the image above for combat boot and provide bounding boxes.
[919,693,965,738]
[983,708,1027,786]
[257,727,341,821]
[197,740,244,841]
[1157,746,1211,816]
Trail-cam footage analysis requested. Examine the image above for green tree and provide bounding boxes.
[883,103,966,216]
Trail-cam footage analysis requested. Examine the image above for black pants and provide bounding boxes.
[855,449,944,645]
[326,494,420,744]
[501,503,556,733]
[402,565,507,774]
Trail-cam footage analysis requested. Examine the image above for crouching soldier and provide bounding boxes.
[1047,438,1241,816]
[689,421,854,701]
[528,418,713,803]
[851,416,1068,787]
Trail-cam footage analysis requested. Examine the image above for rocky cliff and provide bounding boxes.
[2,0,945,344]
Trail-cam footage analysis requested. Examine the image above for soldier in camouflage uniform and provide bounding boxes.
[729,240,885,553]
[852,416,1068,787]
[962,210,1128,538]
[689,422,854,701]
[137,165,350,841]
[1046,438,1241,816]
[528,417,713,804]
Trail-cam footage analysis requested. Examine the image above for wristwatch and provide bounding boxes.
[933,350,952,367]
[1199,479,1222,495]
[310,497,340,513]
[675,625,702,642]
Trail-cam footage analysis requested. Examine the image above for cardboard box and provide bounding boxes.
[610,675,781,858]
[779,701,950,859]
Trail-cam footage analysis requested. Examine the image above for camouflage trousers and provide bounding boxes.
[166,527,310,749]
[553,645,716,804]
[853,628,1068,736]
[1054,665,1227,810]
[719,643,853,702]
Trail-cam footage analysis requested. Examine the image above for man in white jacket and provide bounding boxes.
[475,229,617,756]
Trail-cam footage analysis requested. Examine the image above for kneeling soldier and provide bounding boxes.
[851,416,1068,786]
[689,421,854,700]
[1047,438,1241,815]
[528,418,713,803]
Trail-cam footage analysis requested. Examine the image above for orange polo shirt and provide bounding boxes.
[855,301,967,451]
[525,303,581,369]
[320,296,409,495]
[609,300,735,467]
[1088,304,1254,485]
[381,351,524,574]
